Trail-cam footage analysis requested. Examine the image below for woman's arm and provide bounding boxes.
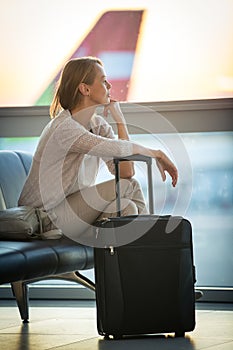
[103,101,135,178]
[104,101,178,187]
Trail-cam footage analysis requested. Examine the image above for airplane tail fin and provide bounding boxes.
[36,10,144,105]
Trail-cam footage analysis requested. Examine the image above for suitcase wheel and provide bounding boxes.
[175,330,185,337]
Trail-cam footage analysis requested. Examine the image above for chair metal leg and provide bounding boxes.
[10,271,95,323]
[44,271,95,291]
[11,281,29,323]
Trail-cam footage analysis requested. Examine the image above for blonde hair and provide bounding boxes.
[50,57,103,118]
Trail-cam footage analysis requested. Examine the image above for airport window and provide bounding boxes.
[1,131,232,289]
[0,0,232,107]
[131,132,233,288]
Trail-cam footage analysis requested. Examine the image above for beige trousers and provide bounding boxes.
[50,178,148,241]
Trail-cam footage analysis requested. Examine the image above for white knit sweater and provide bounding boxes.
[18,110,132,210]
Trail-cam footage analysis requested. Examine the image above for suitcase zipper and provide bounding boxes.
[107,244,189,256]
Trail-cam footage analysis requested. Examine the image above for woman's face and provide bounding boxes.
[88,63,112,105]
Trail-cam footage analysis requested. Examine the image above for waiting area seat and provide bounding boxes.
[0,150,95,322]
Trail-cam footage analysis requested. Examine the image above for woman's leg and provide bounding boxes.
[51,178,147,238]
[95,178,148,219]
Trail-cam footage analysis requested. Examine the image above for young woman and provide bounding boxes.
[18,57,178,244]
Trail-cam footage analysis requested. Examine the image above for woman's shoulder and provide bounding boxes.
[52,110,86,131]
[52,110,71,125]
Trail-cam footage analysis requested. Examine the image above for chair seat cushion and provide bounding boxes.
[0,237,94,284]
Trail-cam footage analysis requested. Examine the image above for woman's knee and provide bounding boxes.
[120,177,143,198]
[129,177,142,190]
[120,198,138,216]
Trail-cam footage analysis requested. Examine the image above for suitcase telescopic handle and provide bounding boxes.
[114,154,154,216]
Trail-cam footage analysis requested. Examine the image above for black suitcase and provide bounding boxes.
[94,155,196,339]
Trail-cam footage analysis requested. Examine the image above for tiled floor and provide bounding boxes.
[0,300,232,350]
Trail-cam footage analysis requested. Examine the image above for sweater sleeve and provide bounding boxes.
[90,115,118,175]
[53,115,133,158]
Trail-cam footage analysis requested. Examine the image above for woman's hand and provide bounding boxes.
[155,150,178,187]
[103,99,124,123]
